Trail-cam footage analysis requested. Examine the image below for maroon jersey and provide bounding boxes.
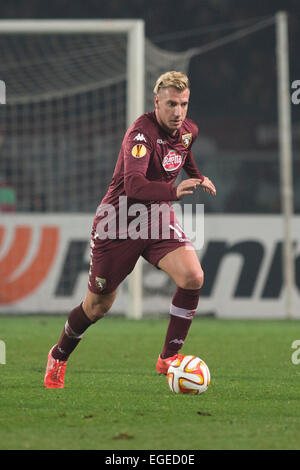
[95,110,204,238]
[88,111,201,292]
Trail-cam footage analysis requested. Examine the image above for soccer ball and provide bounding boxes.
[167,355,210,395]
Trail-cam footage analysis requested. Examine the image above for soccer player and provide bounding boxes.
[44,71,216,388]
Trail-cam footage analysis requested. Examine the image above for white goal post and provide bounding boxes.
[275,12,295,319]
[0,14,295,320]
[0,19,144,319]
[0,19,145,125]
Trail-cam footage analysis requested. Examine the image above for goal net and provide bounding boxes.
[0,16,295,318]
[0,20,192,315]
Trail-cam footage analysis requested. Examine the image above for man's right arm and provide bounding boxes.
[123,130,205,201]
[124,173,178,201]
[123,130,178,201]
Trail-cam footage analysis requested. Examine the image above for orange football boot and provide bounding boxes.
[156,353,184,375]
[44,346,67,389]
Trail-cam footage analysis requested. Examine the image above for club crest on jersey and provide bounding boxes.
[182,133,192,148]
[162,150,183,172]
[131,144,147,158]
[95,276,107,291]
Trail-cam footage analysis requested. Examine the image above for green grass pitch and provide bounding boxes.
[0,314,300,450]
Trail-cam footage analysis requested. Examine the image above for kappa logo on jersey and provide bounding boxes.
[134,133,147,142]
[162,150,183,172]
[0,225,59,304]
[131,144,147,158]
[182,133,192,148]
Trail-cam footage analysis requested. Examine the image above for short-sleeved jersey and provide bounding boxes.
[95,110,204,238]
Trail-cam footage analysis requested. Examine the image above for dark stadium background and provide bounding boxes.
[1,2,300,451]
[0,0,299,214]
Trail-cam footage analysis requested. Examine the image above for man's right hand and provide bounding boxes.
[176,178,203,200]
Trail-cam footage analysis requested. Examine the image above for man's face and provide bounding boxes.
[154,86,190,135]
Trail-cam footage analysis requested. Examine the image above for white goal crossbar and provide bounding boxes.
[0,19,145,319]
[0,15,295,319]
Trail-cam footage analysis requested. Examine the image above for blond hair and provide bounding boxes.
[153,71,189,95]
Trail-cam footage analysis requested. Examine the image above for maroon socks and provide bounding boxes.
[51,303,93,361]
[51,287,200,362]
[161,287,201,359]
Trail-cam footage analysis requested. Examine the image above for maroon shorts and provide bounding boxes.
[88,213,193,295]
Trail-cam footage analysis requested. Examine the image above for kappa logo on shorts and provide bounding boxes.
[182,133,192,148]
[95,276,107,291]
[131,144,147,158]
[162,150,183,172]
[0,225,59,304]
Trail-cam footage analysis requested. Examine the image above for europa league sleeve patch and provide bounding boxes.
[131,144,147,158]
